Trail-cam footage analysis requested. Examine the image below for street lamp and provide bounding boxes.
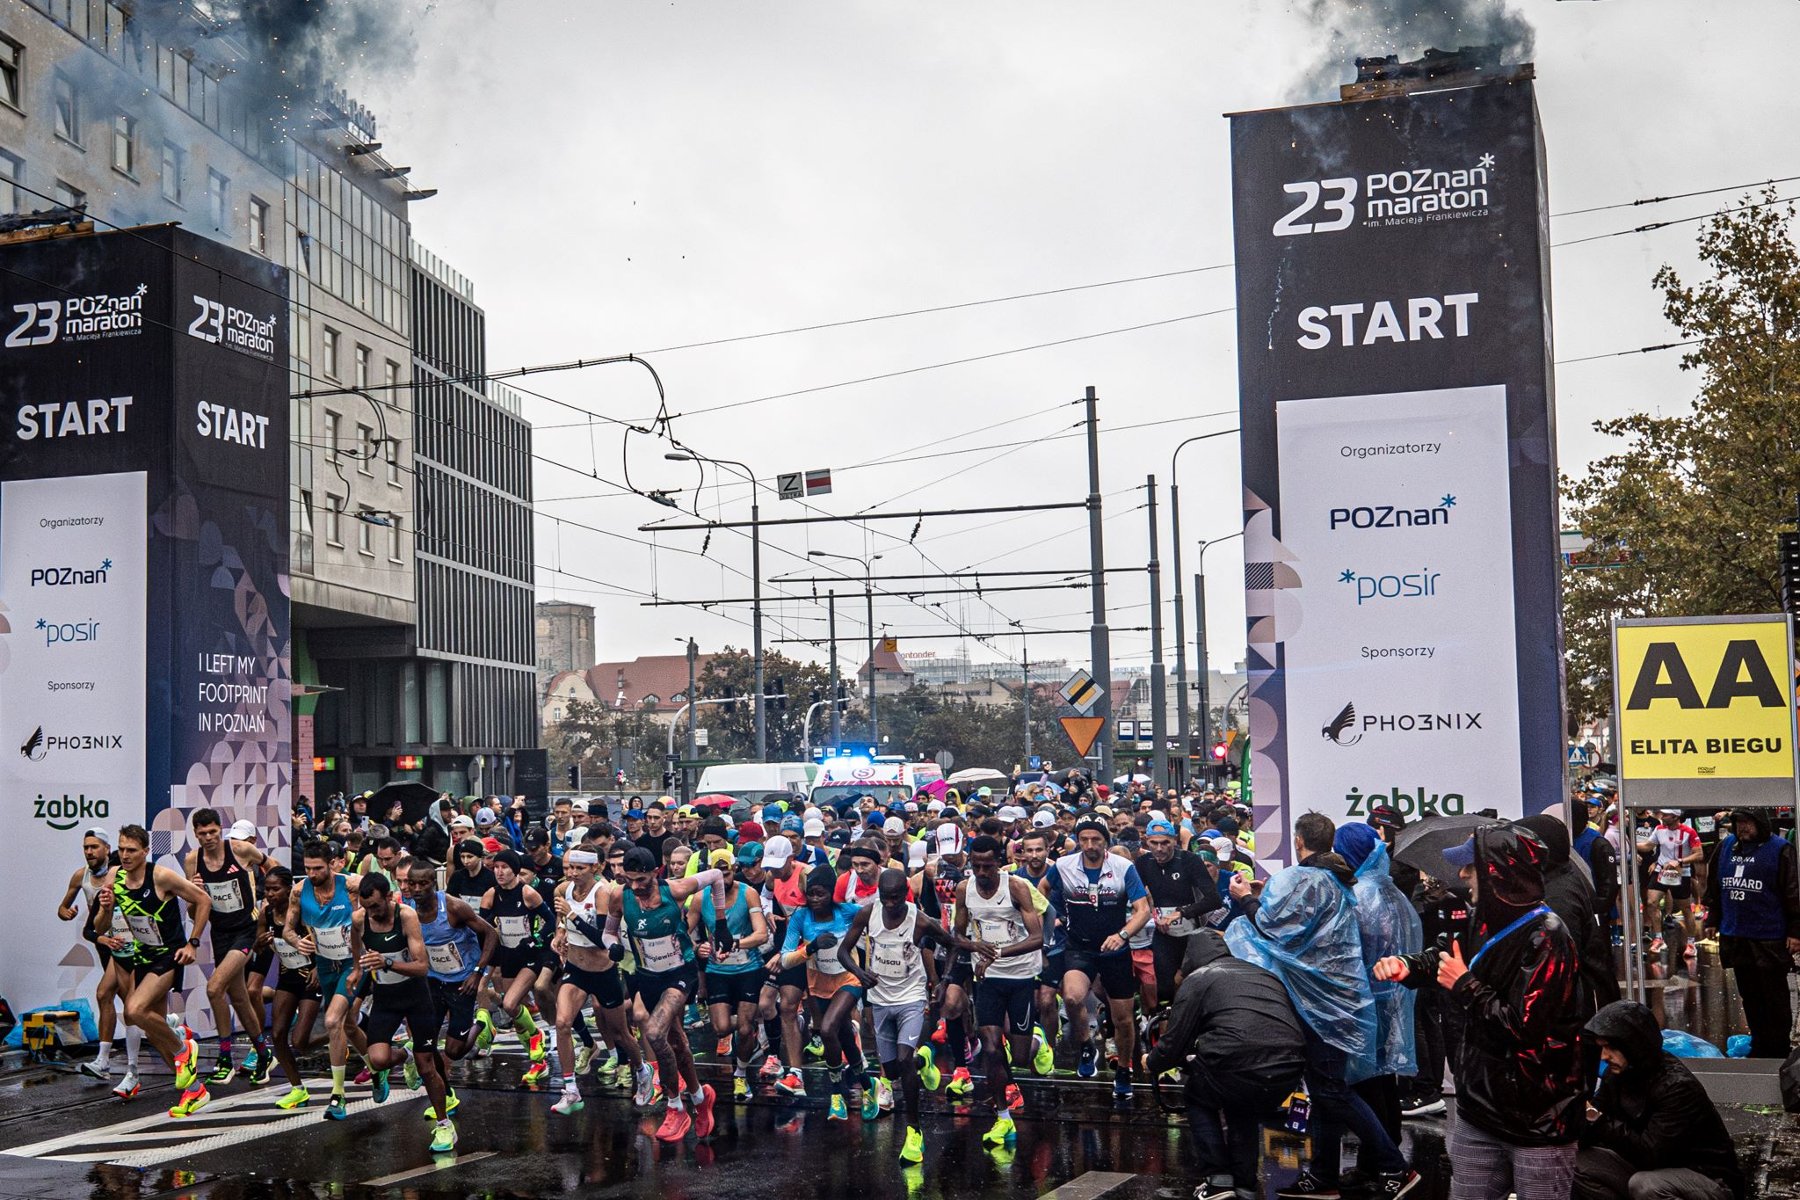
[1011,619,1031,760]
[1169,433,1227,785]
[809,549,883,746]
[667,451,767,762]
[1194,531,1243,785]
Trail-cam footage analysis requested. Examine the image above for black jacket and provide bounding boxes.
[1582,1001,1743,1199]
[1135,849,1224,925]
[1400,822,1584,1145]
[1520,814,1620,1010]
[1148,930,1306,1103]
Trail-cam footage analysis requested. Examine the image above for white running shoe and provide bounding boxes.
[111,1068,141,1099]
[632,1064,658,1108]
[79,1059,113,1080]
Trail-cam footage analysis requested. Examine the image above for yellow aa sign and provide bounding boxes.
[1612,616,1797,797]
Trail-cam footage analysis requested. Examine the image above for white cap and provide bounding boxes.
[762,835,795,867]
[1031,809,1056,828]
[882,817,905,835]
[934,822,965,855]
[907,840,929,869]
[1207,835,1233,859]
[571,798,590,813]
[451,815,476,830]
[998,805,1027,823]
[1149,810,1168,823]
[802,815,826,838]
[227,819,256,842]
[905,801,919,813]
[475,808,498,826]
[926,799,945,814]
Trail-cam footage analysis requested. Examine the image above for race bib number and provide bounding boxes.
[312,924,351,960]
[871,939,912,978]
[1157,905,1197,936]
[813,945,849,975]
[714,947,752,968]
[497,915,529,948]
[426,941,466,975]
[976,917,1017,947]
[108,910,134,945]
[375,951,409,986]
[205,880,245,914]
[639,933,684,973]
[125,913,165,949]
[274,937,310,970]
[1657,864,1683,886]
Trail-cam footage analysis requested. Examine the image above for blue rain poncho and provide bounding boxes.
[1338,832,1422,1079]
[1225,857,1379,1083]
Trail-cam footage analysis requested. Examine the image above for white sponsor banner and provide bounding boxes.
[1276,386,1521,830]
[0,472,147,1014]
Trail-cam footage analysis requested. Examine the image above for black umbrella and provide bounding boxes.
[371,779,440,827]
[1392,814,1494,884]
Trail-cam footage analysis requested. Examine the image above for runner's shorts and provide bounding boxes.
[632,965,698,1010]
[130,954,184,993]
[871,1001,928,1062]
[703,966,766,1007]
[807,968,862,1004]
[246,944,275,979]
[974,975,1036,1036]
[209,923,257,963]
[428,976,479,1043]
[363,988,442,1052]
[1062,947,1136,998]
[772,961,808,992]
[1037,951,1065,990]
[1130,947,1156,988]
[562,963,627,1011]
[313,956,356,1001]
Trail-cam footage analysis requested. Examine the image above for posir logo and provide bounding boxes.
[1272,155,1495,238]
[33,616,100,647]
[32,792,110,832]
[187,295,277,361]
[20,726,124,760]
[1339,566,1440,604]
[1323,701,1482,746]
[4,283,147,347]
[1329,495,1454,531]
[30,558,111,587]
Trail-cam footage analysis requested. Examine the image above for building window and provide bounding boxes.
[324,495,343,546]
[357,506,375,555]
[160,141,184,203]
[53,179,84,209]
[357,424,374,475]
[296,488,314,571]
[206,169,228,231]
[388,515,402,562]
[386,440,400,486]
[354,344,370,388]
[323,409,340,453]
[321,328,339,379]
[110,113,134,175]
[0,148,20,214]
[383,360,398,393]
[248,196,268,254]
[0,37,21,112]
[52,75,79,145]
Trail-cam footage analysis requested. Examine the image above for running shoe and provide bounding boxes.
[1401,1096,1447,1118]
[402,1052,420,1092]
[247,1048,273,1085]
[525,1028,546,1063]
[876,1075,894,1110]
[930,1018,947,1045]
[946,1067,973,1096]
[429,1119,458,1154]
[275,1085,309,1110]
[1076,1041,1098,1079]
[522,1061,549,1087]
[1377,1171,1421,1200]
[861,1083,880,1121]
[716,1036,733,1057]
[372,1069,390,1104]
[899,1125,925,1164]
[633,1064,659,1108]
[691,1084,716,1137]
[1113,1069,1134,1100]
[1275,1170,1340,1200]
[774,1070,806,1097]
[78,1059,112,1080]
[732,1074,750,1101]
[983,1113,1016,1146]
[173,1036,200,1091]
[806,1034,825,1059]
[168,1082,210,1118]
[759,1053,784,1079]
[916,1045,941,1091]
[473,1007,496,1052]
[353,1067,373,1086]
[1648,935,1666,955]
[208,1058,237,1085]
[323,1095,350,1121]
[421,1089,462,1120]
[828,1093,850,1121]
[552,1087,585,1116]
[574,1044,595,1076]
[1032,1026,1055,1076]
[654,1104,692,1141]
[1005,1083,1024,1112]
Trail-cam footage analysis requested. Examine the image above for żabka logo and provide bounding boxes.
[4,284,147,348]
[30,559,111,587]
[33,793,110,832]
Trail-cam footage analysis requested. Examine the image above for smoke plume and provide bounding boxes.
[1294,0,1535,97]
[208,0,419,138]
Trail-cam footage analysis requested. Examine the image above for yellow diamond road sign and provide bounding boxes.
[1060,669,1099,715]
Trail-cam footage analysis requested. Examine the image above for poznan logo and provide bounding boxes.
[4,283,147,348]
[30,559,111,587]
[1272,154,1496,238]
[1329,495,1454,532]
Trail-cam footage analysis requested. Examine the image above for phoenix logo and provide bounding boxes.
[1322,702,1362,746]
[20,726,45,761]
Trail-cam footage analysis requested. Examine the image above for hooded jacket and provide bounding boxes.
[1703,809,1800,970]
[1334,828,1422,1078]
[1582,1001,1744,1199]
[1519,813,1620,1011]
[1147,930,1306,1103]
[1401,821,1583,1145]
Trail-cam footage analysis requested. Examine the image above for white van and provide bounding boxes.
[809,759,944,810]
[695,761,817,805]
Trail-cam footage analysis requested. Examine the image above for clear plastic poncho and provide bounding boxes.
[1348,840,1422,1079]
[1225,860,1380,1083]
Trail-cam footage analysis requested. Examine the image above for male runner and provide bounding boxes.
[1013,828,1067,1061]
[186,810,270,1084]
[1135,819,1220,1008]
[842,869,965,1163]
[58,827,134,1083]
[402,860,498,1133]
[1044,817,1153,1099]
[350,873,454,1150]
[958,835,1045,1145]
[284,839,371,1119]
[693,846,770,1099]
[619,846,732,1140]
[913,822,976,1093]
[95,825,213,1117]
[474,848,555,1083]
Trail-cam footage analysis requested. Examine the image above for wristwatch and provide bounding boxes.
[188,937,200,948]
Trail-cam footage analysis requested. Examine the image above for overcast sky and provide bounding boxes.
[352,0,1800,684]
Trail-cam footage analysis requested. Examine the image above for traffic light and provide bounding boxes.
[772,676,787,712]
[1211,742,1227,762]
[1782,531,1800,626]
[567,763,580,789]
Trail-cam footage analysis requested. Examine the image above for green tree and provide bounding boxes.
[1562,191,1800,727]
[553,696,665,788]
[695,647,838,762]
